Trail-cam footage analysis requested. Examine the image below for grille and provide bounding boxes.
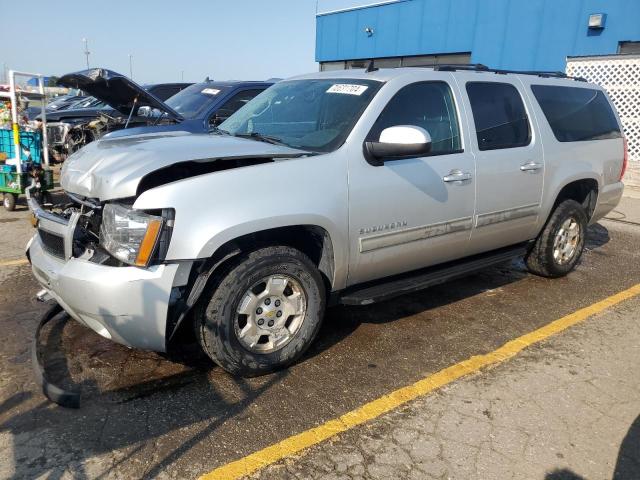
[38,229,65,259]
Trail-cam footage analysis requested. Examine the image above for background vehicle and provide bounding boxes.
[27,66,625,383]
[104,79,273,139]
[40,73,192,161]
[42,68,271,161]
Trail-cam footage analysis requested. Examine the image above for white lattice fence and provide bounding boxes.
[567,55,640,164]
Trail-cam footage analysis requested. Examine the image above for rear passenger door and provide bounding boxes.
[461,79,544,253]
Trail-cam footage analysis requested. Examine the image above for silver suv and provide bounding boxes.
[28,66,626,377]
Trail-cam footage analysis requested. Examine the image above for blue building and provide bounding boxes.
[315,0,640,71]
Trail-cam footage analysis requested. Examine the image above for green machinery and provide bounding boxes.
[0,70,53,211]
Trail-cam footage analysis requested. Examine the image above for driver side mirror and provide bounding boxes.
[364,125,432,166]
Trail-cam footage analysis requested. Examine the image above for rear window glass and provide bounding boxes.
[531,85,621,142]
[466,82,531,151]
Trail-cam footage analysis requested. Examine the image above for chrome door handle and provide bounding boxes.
[443,170,472,183]
[520,161,543,172]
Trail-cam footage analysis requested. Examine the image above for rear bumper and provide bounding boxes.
[29,233,178,352]
[591,181,624,224]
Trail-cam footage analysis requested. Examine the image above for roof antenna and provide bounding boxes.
[365,59,378,73]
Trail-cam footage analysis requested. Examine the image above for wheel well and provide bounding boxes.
[554,179,598,220]
[164,225,336,352]
[218,225,335,287]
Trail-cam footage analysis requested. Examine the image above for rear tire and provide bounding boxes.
[525,199,588,278]
[3,193,16,211]
[195,245,326,377]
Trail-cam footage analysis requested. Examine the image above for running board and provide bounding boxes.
[339,243,529,306]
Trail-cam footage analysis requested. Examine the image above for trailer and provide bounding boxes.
[0,70,53,211]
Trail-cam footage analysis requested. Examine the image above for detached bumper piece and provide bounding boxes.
[32,303,81,408]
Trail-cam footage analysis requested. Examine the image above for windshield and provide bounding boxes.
[164,83,231,118]
[218,79,382,152]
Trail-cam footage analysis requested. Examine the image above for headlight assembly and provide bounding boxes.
[99,204,164,266]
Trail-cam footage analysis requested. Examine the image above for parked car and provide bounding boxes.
[27,66,626,382]
[40,70,193,161]
[103,79,274,139]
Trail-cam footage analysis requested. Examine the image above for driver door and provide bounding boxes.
[347,80,477,285]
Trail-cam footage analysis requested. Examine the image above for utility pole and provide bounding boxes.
[82,38,90,69]
[181,70,184,82]
[129,54,133,79]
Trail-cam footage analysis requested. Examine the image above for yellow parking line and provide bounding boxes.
[199,282,640,480]
[0,258,29,267]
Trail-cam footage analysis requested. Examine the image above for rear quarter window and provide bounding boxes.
[531,85,621,142]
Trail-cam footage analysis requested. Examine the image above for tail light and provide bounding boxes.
[620,136,628,181]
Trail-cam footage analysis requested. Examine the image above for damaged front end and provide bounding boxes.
[28,190,180,407]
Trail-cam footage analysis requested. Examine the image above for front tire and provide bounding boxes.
[195,245,326,377]
[525,199,588,278]
[3,193,16,211]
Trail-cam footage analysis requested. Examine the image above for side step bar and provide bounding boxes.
[339,243,529,306]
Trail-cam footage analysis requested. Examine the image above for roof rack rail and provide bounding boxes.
[431,64,587,81]
[431,63,490,72]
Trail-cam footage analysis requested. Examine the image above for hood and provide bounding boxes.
[57,68,183,122]
[61,132,309,200]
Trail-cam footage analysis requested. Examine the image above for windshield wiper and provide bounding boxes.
[233,132,284,145]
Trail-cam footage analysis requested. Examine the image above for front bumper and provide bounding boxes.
[29,231,179,352]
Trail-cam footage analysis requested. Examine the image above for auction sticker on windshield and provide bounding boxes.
[327,84,369,95]
[202,88,221,95]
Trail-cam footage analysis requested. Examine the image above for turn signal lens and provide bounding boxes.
[135,219,163,267]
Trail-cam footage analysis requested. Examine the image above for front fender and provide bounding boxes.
[133,153,350,289]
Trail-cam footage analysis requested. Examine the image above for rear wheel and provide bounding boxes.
[525,199,588,278]
[195,245,326,377]
[3,193,16,211]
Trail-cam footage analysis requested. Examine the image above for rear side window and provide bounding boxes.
[531,85,621,142]
[466,82,531,151]
[368,81,462,155]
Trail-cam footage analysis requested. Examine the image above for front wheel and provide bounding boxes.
[195,245,326,377]
[525,199,588,278]
[3,193,17,211]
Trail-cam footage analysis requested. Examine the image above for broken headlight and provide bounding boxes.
[99,204,163,267]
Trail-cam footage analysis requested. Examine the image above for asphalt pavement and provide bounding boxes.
[0,192,639,479]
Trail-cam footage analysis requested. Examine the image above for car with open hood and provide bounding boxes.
[43,68,270,161]
[27,66,625,397]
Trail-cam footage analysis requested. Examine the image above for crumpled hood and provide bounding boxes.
[61,131,308,201]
